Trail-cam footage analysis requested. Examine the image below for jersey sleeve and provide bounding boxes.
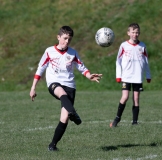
[73,52,90,76]
[34,50,50,80]
[143,48,151,79]
[116,44,123,79]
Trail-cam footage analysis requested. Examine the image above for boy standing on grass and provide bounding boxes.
[29,26,102,151]
[110,23,151,127]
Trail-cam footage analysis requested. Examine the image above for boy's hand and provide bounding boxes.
[30,89,37,101]
[89,74,102,83]
[147,79,151,83]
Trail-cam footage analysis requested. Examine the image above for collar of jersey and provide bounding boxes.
[127,40,140,46]
[54,45,68,55]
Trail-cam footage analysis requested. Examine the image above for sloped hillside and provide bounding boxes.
[0,0,162,91]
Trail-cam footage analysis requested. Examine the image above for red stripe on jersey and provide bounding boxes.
[73,56,82,64]
[42,52,50,66]
[84,70,90,76]
[34,75,41,80]
[143,48,148,57]
[119,48,124,58]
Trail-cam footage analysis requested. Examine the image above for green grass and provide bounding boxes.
[1,91,162,160]
[0,0,162,91]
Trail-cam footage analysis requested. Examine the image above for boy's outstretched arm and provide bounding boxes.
[85,72,102,83]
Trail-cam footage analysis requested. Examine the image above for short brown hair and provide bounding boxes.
[58,26,74,37]
[128,23,140,31]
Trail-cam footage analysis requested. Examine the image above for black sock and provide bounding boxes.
[60,95,75,113]
[115,103,126,121]
[132,106,139,123]
[50,121,68,146]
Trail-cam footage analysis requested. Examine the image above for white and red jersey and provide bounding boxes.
[116,41,151,83]
[34,45,89,88]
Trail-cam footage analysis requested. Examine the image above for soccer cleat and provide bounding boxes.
[110,117,121,128]
[68,112,82,125]
[110,121,118,127]
[48,143,58,151]
[132,122,138,125]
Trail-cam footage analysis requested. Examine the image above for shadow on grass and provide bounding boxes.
[101,142,157,151]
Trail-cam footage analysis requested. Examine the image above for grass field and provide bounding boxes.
[0,91,162,160]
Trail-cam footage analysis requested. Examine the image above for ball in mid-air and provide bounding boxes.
[95,27,115,47]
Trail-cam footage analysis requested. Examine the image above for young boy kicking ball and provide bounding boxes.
[30,26,102,151]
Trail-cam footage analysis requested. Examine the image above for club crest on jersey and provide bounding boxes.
[66,55,71,61]
[122,83,126,88]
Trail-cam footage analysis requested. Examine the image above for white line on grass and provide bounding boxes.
[113,154,158,160]
[23,125,54,131]
[88,120,162,124]
[23,120,162,132]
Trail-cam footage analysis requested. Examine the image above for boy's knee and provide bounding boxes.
[60,117,68,124]
[121,96,129,103]
[60,112,69,123]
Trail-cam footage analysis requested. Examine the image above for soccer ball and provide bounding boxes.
[95,27,115,47]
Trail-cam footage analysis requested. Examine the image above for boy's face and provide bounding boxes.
[57,33,72,50]
[127,27,140,43]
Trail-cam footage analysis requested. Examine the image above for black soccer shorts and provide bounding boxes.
[121,82,143,92]
[48,82,76,105]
